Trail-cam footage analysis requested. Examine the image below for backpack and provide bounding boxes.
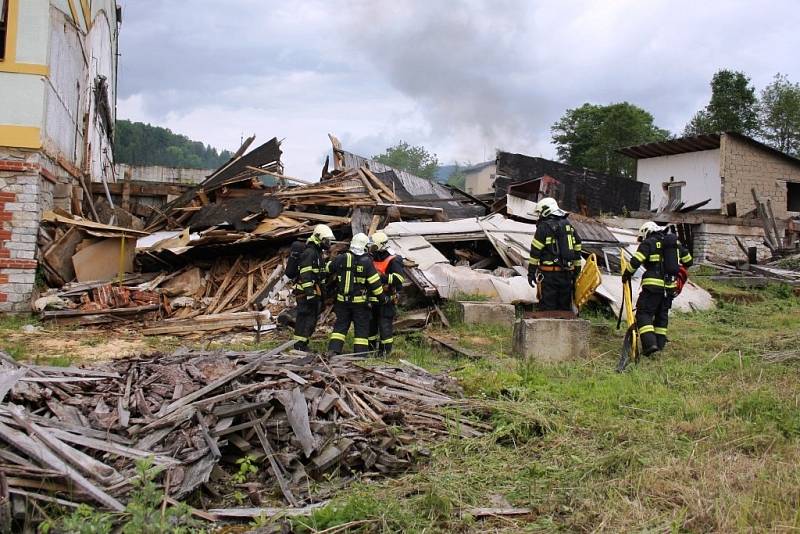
[285,240,307,280]
[546,219,579,265]
[661,232,680,277]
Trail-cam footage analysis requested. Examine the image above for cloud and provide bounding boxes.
[117,0,800,177]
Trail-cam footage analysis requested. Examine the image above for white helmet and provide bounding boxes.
[350,233,370,255]
[536,197,565,218]
[312,224,334,241]
[638,221,662,240]
[370,231,389,251]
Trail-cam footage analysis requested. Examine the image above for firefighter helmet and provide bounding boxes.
[638,221,662,240]
[536,197,565,217]
[370,231,389,251]
[350,233,370,255]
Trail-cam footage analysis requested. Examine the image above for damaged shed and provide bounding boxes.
[494,151,651,216]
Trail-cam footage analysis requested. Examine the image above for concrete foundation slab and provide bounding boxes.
[455,301,516,327]
[513,318,590,362]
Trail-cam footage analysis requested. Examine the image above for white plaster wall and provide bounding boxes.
[637,149,722,210]
[85,6,118,183]
[0,73,45,126]
[15,0,49,64]
[43,6,85,161]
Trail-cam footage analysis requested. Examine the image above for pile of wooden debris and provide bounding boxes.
[0,342,486,521]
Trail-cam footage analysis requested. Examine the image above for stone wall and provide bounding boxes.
[0,149,74,312]
[692,223,771,263]
[720,134,800,219]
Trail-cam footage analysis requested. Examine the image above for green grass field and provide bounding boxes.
[294,281,800,533]
[5,279,800,532]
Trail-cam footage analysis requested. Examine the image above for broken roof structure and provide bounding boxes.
[494,151,650,216]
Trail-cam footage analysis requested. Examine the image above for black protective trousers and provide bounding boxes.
[635,288,673,353]
[328,301,372,355]
[368,302,396,355]
[538,270,574,311]
[293,297,321,350]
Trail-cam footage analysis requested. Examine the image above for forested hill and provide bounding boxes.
[114,119,233,169]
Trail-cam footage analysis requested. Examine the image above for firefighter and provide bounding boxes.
[623,221,693,355]
[528,197,583,311]
[291,224,334,351]
[367,231,405,356]
[327,233,386,356]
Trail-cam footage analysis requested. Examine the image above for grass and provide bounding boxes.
[293,282,800,532]
[11,279,800,532]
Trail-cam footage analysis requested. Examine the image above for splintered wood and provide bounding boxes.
[0,345,485,515]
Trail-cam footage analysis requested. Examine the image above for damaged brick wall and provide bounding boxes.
[0,150,75,312]
[720,134,800,219]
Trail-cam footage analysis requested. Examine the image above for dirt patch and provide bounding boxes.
[5,329,149,362]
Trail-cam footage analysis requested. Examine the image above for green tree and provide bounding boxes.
[114,119,233,169]
[446,163,467,189]
[684,69,759,136]
[373,141,439,179]
[551,102,669,178]
[760,73,800,155]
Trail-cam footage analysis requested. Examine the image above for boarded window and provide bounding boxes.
[788,182,800,212]
[0,0,8,61]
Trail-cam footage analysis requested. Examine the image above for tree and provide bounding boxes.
[373,141,439,179]
[760,73,800,155]
[114,119,233,169]
[446,163,467,189]
[551,102,669,178]
[684,69,759,136]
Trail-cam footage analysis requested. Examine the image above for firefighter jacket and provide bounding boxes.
[369,251,405,302]
[327,251,384,304]
[626,232,693,291]
[529,215,583,273]
[295,238,325,299]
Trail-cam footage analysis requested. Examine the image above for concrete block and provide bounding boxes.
[455,301,516,327]
[513,318,590,363]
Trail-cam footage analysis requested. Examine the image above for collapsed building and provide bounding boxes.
[0,0,121,312]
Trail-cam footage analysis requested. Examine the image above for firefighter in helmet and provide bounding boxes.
[367,231,405,356]
[528,197,583,311]
[623,221,693,355]
[292,224,334,351]
[327,233,386,356]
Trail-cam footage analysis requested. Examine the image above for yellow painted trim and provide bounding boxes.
[0,62,48,75]
[67,0,79,28]
[3,0,19,63]
[79,0,91,30]
[0,0,48,76]
[0,125,42,149]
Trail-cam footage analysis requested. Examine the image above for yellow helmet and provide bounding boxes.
[370,231,389,251]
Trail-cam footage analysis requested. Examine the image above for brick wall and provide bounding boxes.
[0,152,43,312]
[0,149,77,312]
[720,134,800,219]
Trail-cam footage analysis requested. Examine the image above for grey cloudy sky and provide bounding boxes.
[118,0,800,178]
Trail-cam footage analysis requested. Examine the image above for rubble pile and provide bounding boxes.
[0,342,485,516]
[32,134,487,332]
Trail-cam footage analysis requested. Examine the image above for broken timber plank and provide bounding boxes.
[0,419,124,511]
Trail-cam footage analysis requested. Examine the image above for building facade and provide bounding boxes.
[0,0,120,311]
[621,132,800,219]
[462,161,496,195]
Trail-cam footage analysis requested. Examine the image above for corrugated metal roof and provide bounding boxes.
[618,134,721,159]
[619,132,800,168]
